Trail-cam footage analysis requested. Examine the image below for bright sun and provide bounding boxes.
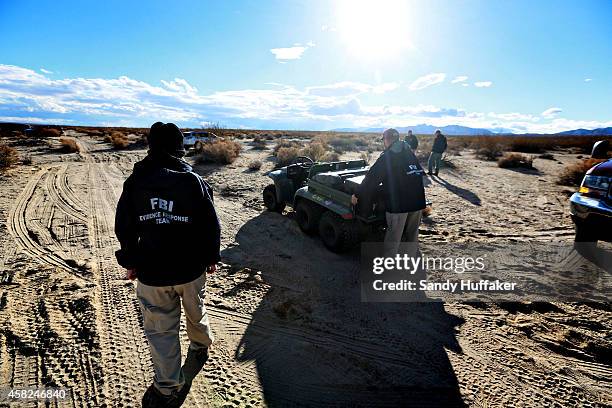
[336,0,412,59]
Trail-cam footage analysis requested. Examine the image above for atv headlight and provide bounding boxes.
[579,175,610,197]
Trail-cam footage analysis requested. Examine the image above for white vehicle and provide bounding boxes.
[183,131,217,149]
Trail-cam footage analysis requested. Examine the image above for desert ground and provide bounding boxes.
[0,130,610,407]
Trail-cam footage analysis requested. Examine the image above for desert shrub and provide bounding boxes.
[252,136,267,150]
[557,158,606,186]
[248,160,263,171]
[5,132,27,146]
[448,136,472,151]
[273,139,302,155]
[106,132,129,149]
[198,140,242,164]
[0,143,19,169]
[300,141,328,161]
[328,136,369,153]
[38,128,61,138]
[321,152,340,162]
[539,153,555,160]
[131,133,148,148]
[59,137,81,153]
[475,139,504,161]
[22,155,33,165]
[85,129,103,137]
[497,153,534,169]
[360,151,373,164]
[509,138,552,154]
[276,147,300,167]
[201,122,226,131]
[467,135,611,155]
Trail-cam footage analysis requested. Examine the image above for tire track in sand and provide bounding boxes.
[5,161,102,407]
[86,160,151,407]
[46,164,88,224]
[7,166,90,283]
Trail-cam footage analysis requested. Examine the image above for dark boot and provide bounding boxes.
[193,346,209,366]
[142,382,191,408]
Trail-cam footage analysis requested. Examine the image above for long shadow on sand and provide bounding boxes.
[432,176,481,206]
[222,212,465,407]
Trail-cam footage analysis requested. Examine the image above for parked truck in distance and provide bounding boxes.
[182,131,218,150]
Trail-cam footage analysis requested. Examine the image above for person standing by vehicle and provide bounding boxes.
[115,122,220,408]
[405,129,418,151]
[428,129,447,176]
[351,128,426,256]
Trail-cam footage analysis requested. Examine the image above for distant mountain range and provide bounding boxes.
[555,127,612,136]
[332,124,495,135]
[331,124,612,136]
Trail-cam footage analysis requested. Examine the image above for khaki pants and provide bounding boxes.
[384,210,422,257]
[137,273,213,395]
[428,152,443,174]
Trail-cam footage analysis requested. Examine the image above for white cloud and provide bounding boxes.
[160,78,198,95]
[310,98,362,116]
[372,82,400,94]
[489,112,538,121]
[408,73,446,91]
[0,115,70,124]
[461,83,469,87]
[40,68,53,74]
[1,64,610,133]
[584,78,592,82]
[513,118,612,134]
[451,76,468,84]
[270,46,307,60]
[474,81,492,88]
[270,41,315,61]
[306,81,399,97]
[541,107,562,119]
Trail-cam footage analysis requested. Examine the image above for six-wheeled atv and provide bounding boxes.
[263,156,388,252]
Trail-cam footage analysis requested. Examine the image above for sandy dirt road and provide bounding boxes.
[0,132,610,407]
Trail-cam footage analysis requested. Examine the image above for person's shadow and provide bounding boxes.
[223,213,466,407]
[572,242,612,273]
[432,176,481,206]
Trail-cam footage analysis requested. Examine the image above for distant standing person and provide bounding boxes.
[351,128,426,256]
[405,129,418,151]
[428,129,447,176]
[115,122,221,408]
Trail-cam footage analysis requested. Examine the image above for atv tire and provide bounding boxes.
[318,211,358,252]
[295,200,324,235]
[263,184,285,213]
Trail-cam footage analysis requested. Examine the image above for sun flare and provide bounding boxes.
[336,0,412,58]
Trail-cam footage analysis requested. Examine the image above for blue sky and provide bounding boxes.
[0,0,610,132]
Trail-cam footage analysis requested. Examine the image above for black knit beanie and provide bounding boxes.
[147,122,186,157]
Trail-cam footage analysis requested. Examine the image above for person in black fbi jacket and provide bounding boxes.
[115,122,220,408]
[351,128,426,257]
